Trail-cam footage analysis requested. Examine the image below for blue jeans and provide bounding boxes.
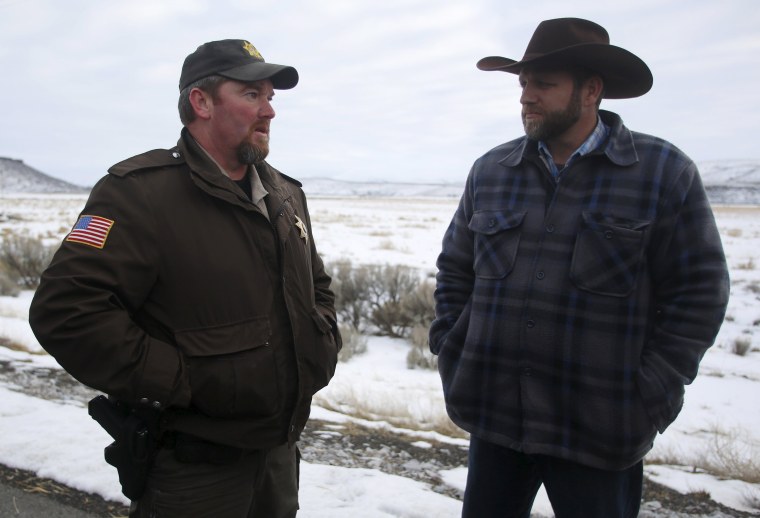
[462,436,642,518]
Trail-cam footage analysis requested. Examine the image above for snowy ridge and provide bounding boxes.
[0,157,88,194]
[698,160,760,205]
[699,160,760,185]
[302,160,760,202]
[300,177,464,198]
[2,156,759,204]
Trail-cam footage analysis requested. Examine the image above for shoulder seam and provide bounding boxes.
[108,148,184,177]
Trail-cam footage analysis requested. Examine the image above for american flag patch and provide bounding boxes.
[66,215,115,249]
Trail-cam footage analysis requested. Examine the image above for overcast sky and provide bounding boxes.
[1,0,758,187]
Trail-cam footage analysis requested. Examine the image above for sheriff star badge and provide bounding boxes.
[294,215,309,245]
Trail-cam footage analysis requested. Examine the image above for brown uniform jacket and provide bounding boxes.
[29,128,340,449]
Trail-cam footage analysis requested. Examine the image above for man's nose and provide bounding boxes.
[519,86,534,105]
[261,99,275,119]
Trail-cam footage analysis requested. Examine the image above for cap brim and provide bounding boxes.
[219,62,299,90]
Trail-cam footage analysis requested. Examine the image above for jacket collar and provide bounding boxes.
[499,110,639,169]
[176,129,300,247]
[178,127,290,213]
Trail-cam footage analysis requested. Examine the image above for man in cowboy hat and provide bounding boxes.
[430,18,729,517]
[30,39,340,517]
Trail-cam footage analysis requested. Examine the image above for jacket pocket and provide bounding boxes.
[637,350,686,433]
[570,212,650,297]
[468,210,526,280]
[174,317,280,418]
[304,308,338,395]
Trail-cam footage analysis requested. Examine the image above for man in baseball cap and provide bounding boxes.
[430,17,728,518]
[179,39,298,91]
[31,38,339,518]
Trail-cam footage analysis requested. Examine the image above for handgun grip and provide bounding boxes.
[88,395,128,441]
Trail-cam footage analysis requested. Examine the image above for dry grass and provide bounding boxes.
[696,426,760,484]
[737,256,756,270]
[725,228,743,238]
[375,239,397,250]
[647,424,760,485]
[313,386,468,440]
[0,336,31,353]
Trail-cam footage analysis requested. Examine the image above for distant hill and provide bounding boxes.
[698,160,760,205]
[1,156,758,204]
[299,160,760,204]
[0,157,88,194]
[300,177,464,198]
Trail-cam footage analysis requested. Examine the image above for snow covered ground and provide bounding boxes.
[1,195,759,516]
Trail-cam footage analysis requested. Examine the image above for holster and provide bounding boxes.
[88,395,161,500]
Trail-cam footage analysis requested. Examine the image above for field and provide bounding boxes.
[1,194,759,515]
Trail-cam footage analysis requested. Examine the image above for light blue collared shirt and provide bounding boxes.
[538,116,610,178]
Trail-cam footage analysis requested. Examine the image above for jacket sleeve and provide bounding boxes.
[28,174,191,407]
[429,170,476,354]
[639,161,730,432]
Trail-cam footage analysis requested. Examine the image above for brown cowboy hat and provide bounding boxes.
[477,18,653,99]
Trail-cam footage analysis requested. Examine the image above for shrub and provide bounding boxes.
[0,270,21,296]
[0,235,55,289]
[327,260,372,332]
[406,324,437,370]
[327,261,436,340]
[732,336,752,356]
[337,324,368,362]
[400,279,436,328]
[365,264,424,337]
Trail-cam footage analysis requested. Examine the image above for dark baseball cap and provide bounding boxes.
[179,39,299,91]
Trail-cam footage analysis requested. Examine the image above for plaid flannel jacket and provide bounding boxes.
[430,110,730,470]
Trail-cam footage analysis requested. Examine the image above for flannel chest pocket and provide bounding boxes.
[469,210,526,280]
[570,212,650,296]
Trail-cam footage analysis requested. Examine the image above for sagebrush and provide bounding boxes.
[0,234,55,291]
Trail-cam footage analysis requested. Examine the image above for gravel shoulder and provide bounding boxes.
[0,358,756,517]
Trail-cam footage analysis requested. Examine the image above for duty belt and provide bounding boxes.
[161,432,251,465]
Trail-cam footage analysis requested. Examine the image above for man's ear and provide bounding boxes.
[584,75,605,107]
[189,88,213,120]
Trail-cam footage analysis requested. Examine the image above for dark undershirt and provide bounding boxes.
[234,172,251,200]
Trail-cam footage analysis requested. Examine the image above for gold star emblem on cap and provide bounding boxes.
[294,215,308,244]
[242,41,263,60]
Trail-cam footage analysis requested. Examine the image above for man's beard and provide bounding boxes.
[522,87,582,141]
[237,141,268,165]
